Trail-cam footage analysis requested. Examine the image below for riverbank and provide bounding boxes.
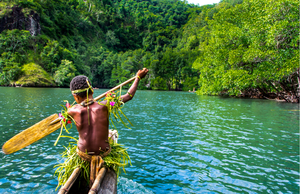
[237,88,300,103]
[2,84,299,103]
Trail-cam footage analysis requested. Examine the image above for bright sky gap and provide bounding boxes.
[184,0,221,6]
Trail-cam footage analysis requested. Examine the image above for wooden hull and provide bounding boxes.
[58,167,117,194]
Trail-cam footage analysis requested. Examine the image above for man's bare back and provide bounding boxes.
[68,100,109,155]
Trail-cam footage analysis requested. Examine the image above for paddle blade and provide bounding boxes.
[2,114,61,154]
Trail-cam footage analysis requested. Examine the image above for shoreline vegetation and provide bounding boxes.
[0,0,298,103]
[2,84,298,103]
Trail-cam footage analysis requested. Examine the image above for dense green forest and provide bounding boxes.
[0,0,299,102]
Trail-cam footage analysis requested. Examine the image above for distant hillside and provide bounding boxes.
[0,0,298,102]
[0,0,203,88]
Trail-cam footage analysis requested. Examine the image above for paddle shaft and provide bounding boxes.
[94,76,137,101]
[50,75,137,125]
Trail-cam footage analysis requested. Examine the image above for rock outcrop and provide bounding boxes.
[0,5,41,36]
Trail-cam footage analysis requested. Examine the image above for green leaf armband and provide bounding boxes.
[127,92,133,98]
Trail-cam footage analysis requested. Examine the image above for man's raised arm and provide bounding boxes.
[121,68,149,103]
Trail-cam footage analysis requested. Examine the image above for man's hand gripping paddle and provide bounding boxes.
[2,76,138,154]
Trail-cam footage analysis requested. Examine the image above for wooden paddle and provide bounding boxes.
[2,76,138,155]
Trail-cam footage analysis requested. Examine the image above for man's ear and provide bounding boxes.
[73,94,79,101]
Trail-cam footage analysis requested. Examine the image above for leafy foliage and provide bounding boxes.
[54,60,77,87]
[192,0,299,100]
[0,0,298,101]
[15,62,55,86]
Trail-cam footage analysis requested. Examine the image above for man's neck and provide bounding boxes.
[77,94,94,104]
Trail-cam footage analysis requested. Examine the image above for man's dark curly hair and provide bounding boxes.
[70,75,93,98]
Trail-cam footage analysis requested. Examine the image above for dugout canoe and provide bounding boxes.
[58,167,117,194]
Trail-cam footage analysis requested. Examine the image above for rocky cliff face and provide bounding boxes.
[0,6,41,36]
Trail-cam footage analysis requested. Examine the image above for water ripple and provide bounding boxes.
[0,89,299,193]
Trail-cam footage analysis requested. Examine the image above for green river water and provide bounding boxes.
[0,87,299,193]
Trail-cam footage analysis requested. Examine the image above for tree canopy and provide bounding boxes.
[0,0,298,101]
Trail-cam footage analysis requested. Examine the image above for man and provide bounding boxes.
[57,68,148,188]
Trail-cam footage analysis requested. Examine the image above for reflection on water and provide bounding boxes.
[0,87,299,193]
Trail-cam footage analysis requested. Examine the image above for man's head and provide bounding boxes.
[70,75,94,98]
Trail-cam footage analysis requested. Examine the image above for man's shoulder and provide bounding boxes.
[68,104,83,113]
[92,101,107,110]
